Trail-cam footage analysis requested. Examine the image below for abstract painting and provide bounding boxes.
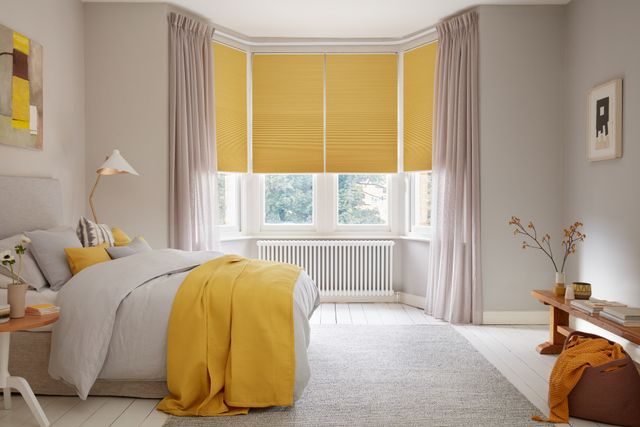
[0,23,43,150]
[587,78,621,161]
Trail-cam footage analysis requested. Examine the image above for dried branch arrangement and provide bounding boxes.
[508,217,586,273]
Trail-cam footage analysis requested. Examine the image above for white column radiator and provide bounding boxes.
[257,240,395,297]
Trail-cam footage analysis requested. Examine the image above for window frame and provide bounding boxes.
[259,173,318,232]
[217,172,242,235]
[332,173,392,232]
[409,171,433,237]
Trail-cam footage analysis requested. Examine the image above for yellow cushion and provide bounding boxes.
[111,227,132,247]
[64,244,111,275]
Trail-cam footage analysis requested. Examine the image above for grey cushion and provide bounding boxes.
[0,234,48,291]
[26,227,82,291]
[106,237,152,259]
[77,216,115,247]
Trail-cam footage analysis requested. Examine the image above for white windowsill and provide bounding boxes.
[398,235,432,243]
[221,234,432,242]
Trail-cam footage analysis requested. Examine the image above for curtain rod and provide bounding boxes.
[215,26,437,47]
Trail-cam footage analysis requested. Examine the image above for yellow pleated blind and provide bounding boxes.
[214,42,248,172]
[252,54,324,173]
[403,42,437,171]
[326,54,398,173]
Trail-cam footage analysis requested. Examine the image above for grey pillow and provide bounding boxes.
[107,237,152,259]
[0,234,48,291]
[26,227,82,291]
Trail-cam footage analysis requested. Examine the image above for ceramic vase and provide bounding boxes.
[553,272,566,297]
[8,282,28,318]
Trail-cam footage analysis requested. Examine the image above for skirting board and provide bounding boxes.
[320,295,397,303]
[398,292,548,325]
[398,292,426,309]
[482,310,548,325]
[332,292,549,325]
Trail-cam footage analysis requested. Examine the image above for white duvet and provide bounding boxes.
[48,249,319,400]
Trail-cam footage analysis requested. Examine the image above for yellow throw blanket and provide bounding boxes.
[157,255,301,416]
[533,336,625,423]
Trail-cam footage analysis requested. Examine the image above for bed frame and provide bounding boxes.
[1,176,167,398]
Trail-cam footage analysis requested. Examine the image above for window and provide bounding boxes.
[411,171,433,233]
[263,174,315,226]
[337,174,389,226]
[217,173,240,231]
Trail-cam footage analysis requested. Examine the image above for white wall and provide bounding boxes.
[84,3,169,248]
[477,5,566,312]
[0,0,85,226]
[564,0,640,358]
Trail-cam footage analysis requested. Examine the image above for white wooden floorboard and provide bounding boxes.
[139,404,169,427]
[0,397,36,427]
[454,325,550,415]
[361,303,383,325]
[347,303,367,324]
[385,303,413,324]
[30,397,82,427]
[335,303,352,324]
[320,303,336,325]
[401,304,430,324]
[110,399,160,427]
[483,326,554,383]
[0,304,607,427]
[455,325,603,427]
[52,396,109,427]
[79,397,134,427]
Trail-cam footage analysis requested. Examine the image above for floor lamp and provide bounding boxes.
[89,149,139,224]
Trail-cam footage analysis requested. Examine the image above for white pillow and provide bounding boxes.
[0,234,48,291]
[77,216,115,247]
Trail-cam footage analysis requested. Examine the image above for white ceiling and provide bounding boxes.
[85,0,570,39]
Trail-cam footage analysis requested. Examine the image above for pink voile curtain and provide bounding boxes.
[168,13,219,251]
[425,11,482,324]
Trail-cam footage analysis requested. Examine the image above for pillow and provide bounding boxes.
[0,234,48,291]
[111,227,132,247]
[77,216,115,247]
[26,227,82,291]
[65,244,111,275]
[106,237,152,259]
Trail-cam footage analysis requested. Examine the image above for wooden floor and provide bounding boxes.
[0,303,607,427]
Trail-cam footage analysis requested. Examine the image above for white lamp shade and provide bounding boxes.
[96,149,139,176]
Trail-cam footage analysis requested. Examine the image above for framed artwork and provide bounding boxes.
[0,23,43,151]
[587,78,622,161]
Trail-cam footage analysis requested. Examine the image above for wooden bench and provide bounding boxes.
[531,289,640,354]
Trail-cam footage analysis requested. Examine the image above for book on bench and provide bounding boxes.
[570,298,626,315]
[600,306,640,326]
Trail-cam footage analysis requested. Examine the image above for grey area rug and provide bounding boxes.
[164,325,543,426]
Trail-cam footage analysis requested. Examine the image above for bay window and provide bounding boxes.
[337,174,389,227]
[410,171,433,235]
[262,174,315,228]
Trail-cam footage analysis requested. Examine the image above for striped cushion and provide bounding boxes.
[76,216,115,247]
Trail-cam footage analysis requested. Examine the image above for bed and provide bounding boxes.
[0,176,319,399]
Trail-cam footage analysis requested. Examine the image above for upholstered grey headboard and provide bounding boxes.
[0,176,63,239]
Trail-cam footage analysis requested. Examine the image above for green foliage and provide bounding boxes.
[265,175,313,224]
[338,174,387,225]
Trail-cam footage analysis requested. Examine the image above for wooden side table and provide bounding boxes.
[531,289,640,355]
[0,313,59,427]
